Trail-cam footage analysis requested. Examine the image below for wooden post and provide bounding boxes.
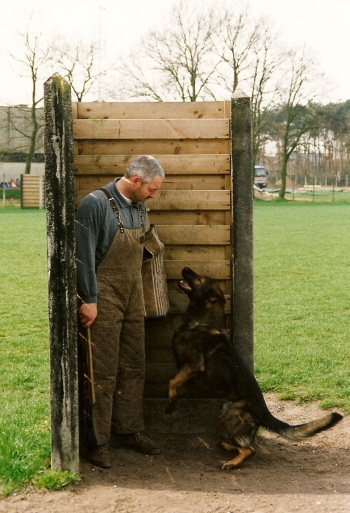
[44,74,79,472]
[230,91,254,372]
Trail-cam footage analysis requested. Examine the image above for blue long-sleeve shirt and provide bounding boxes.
[75,178,148,303]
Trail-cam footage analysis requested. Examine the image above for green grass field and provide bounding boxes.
[253,200,350,410]
[0,208,50,496]
[0,201,349,495]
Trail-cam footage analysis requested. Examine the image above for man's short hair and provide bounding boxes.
[124,156,165,183]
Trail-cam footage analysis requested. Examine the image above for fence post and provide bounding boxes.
[230,91,254,372]
[44,73,79,472]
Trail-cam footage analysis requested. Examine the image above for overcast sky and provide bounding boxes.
[0,0,349,105]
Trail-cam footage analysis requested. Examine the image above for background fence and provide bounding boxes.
[20,174,44,208]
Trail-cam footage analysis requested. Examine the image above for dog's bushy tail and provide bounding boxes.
[264,412,343,441]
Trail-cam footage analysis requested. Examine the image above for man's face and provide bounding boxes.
[131,175,164,203]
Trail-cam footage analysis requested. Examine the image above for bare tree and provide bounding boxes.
[113,1,221,102]
[51,40,104,102]
[9,31,52,173]
[215,7,260,95]
[6,29,109,173]
[246,20,284,177]
[213,7,286,182]
[273,47,326,198]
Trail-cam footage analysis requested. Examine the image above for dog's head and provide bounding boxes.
[179,266,226,306]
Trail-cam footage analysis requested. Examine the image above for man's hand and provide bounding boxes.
[79,302,97,328]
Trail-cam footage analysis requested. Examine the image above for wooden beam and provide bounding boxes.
[164,260,231,279]
[156,225,230,245]
[73,119,229,140]
[73,154,230,175]
[74,100,231,120]
[76,139,230,156]
[149,190,231,211]
[75,189,230,210]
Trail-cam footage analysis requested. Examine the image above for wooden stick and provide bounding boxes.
[87,327,96,404]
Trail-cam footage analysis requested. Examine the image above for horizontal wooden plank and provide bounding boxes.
[77,174,228,192]
[74,101,231,120]
[156,225,230,245]
[145,348,175,364]
[149,190,231,211]
[164,260,231,280]
[164,245,228,261]
[75,189,231,210]
[74,154,230,175]
[148,211,228,226]
[143,382,169,398]
[161,176,228,191]
[76,139,231,156]
[73,119,230,140]
[145,363,177,382]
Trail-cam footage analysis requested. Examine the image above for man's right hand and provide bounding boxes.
[79,302,97,328]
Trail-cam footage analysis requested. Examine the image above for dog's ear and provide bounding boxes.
[207,292,226,304]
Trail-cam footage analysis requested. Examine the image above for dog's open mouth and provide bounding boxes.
[179,280,192,292]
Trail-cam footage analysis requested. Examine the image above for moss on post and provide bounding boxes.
[44,74,79,472]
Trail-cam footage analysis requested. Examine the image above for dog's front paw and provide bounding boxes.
[221,460,239,470]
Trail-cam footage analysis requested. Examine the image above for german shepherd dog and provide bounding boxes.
[166,267,343,469]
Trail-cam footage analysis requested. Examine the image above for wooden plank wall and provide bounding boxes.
[73,101,232,399]
[21,174,44,208]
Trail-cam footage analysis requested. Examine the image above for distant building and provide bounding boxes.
[0,105,44,154]
[0,105,44,181]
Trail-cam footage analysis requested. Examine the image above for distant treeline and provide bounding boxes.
[0,151,44,163]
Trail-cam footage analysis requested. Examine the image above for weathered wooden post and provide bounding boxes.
[231,90,254,372]
[44,73,79,471]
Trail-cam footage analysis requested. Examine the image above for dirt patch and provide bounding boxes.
[2,394,349,513]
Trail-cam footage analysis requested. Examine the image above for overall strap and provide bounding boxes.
[99,187,125,233]
[99,187,145,232]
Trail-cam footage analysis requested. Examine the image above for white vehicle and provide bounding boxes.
[254,166,268,189]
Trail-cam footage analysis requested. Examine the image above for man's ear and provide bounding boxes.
[131,176,141,188]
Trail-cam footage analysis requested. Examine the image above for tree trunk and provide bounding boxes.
[24,104,38,174]
[279,154,288,198]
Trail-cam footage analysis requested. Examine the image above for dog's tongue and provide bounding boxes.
[180,280,192,292]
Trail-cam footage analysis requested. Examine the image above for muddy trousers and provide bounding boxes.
[89,270,146,446]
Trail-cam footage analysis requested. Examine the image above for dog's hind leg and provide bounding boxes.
[166,360,204,414]
[218,405,258,468]
[219,443,255,469]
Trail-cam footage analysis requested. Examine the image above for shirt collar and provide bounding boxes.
[113,178,138,208]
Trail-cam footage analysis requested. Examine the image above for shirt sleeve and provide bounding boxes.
[75,195,104,303]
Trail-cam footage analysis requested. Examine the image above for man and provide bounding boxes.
[76,155,165,468]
